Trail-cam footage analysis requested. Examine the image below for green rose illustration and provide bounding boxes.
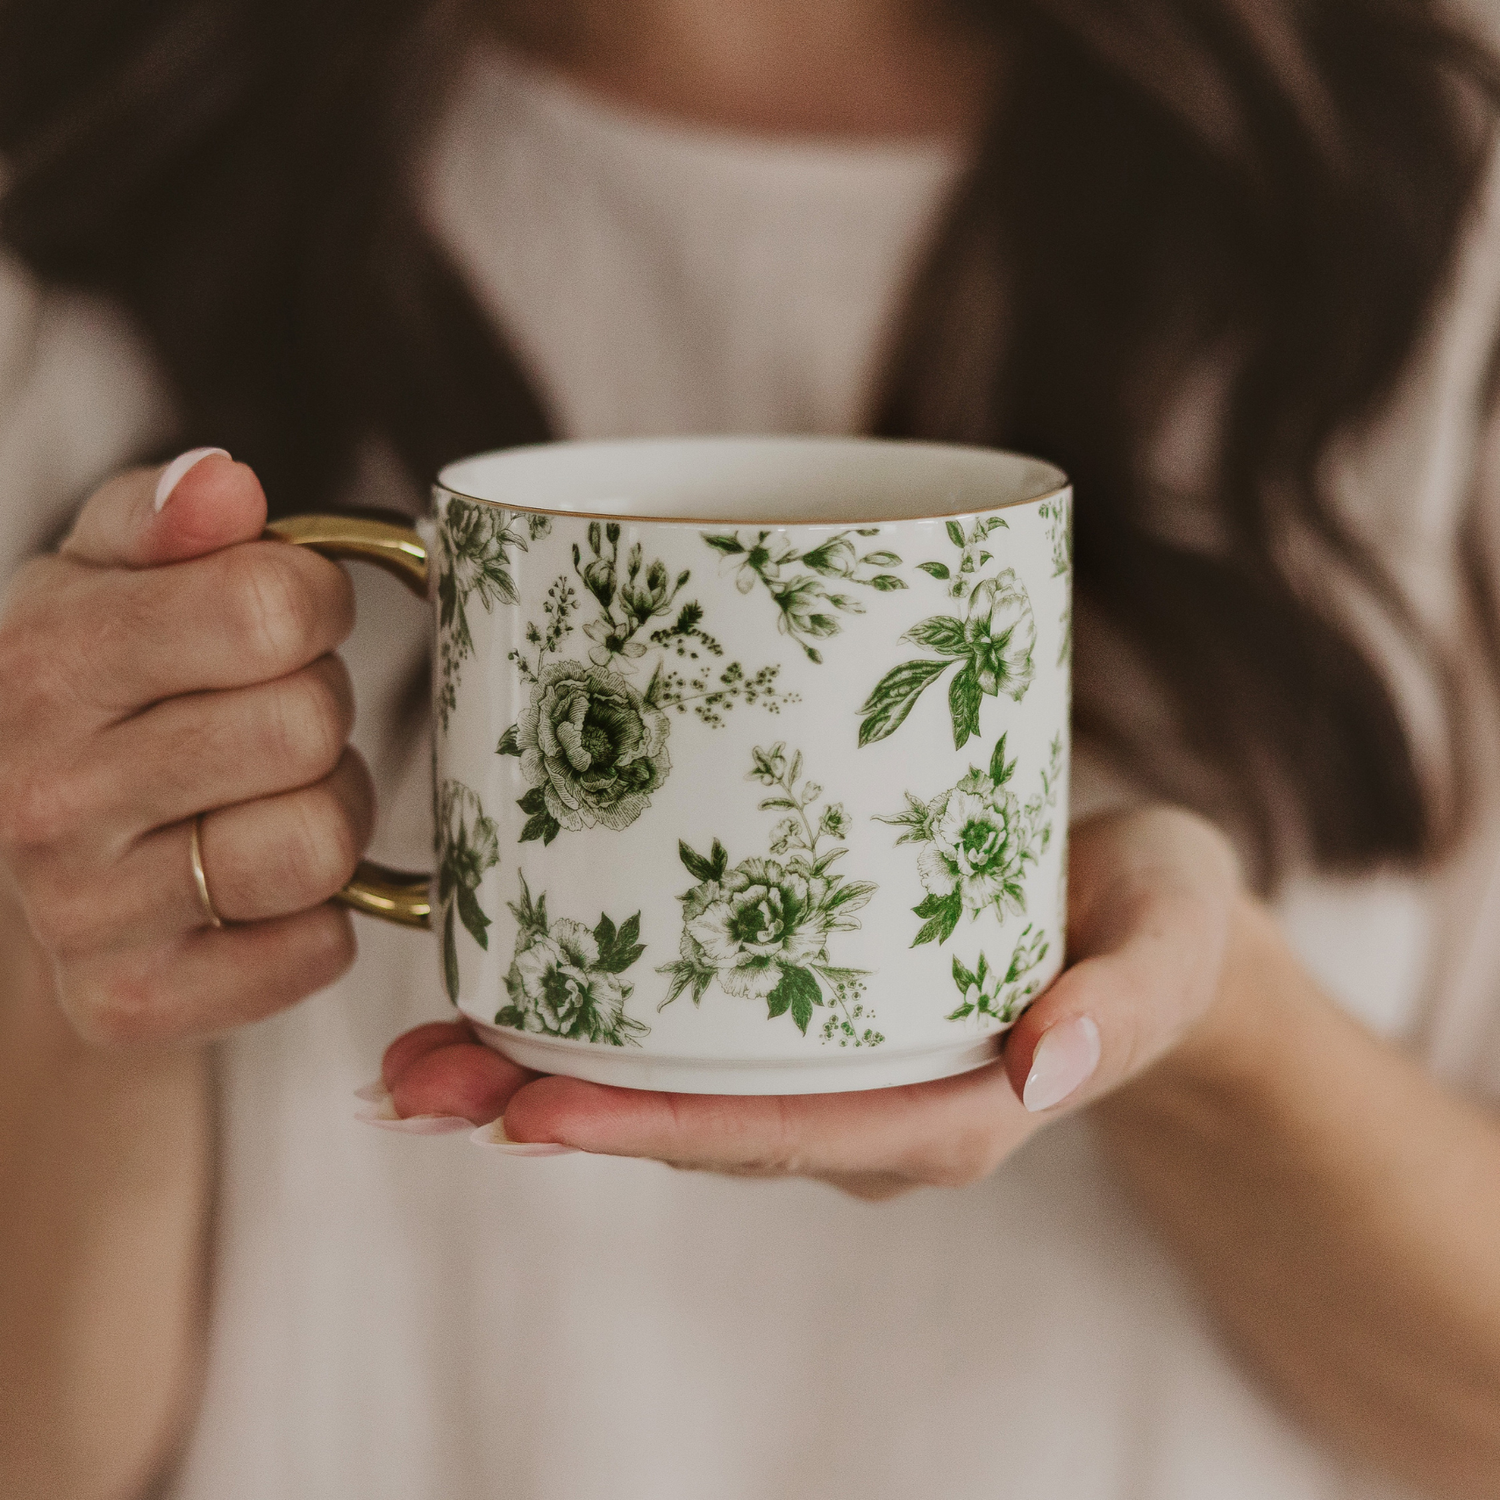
[679,857,837,1001]
[963,574,1036,700]
[879,733,1062,946]
[497,877,648,1046]
[509,660,671,842]
[916,772,1026,919]
[660,744,880,1042]
[509,922,633,1040]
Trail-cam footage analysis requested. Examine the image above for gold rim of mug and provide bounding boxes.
[433,440,1070,528]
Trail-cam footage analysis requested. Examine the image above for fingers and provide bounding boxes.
[60,451,265,569]
[384,1033,537,1125]
[1001,806,1241,1113]
[26,748,375,957]
[57,905,358,1047]
[88,654,355,845]
[498,1061,1038,1192]
[172,747,376,929]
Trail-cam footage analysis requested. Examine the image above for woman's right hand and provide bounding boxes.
[0,451,374,1044]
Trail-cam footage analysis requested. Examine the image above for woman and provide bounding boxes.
[1,1,1499,1497]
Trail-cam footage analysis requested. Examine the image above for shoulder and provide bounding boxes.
[0,242,173,582]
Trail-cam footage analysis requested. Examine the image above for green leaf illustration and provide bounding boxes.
[952,955,979,993]
[857,657,951,745]
[768,965,821,1034]
[456,884,491,950]
[989,733,1016,786]
[916,561,950,580]
[519,812,560,845]
[948,661,983,749]
[678,839,727,883]
[703,534,745,554]
[911,889,963,947]
[861,550,901,566]
[868,574,907,591]
[946,521,965,547]
[442,902,460,1003]
[903,615,969,656]
[825,880,877,912]
[496,724,521,756]
[595,911,645,974]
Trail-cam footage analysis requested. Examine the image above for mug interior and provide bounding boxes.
[438,436,1066,524]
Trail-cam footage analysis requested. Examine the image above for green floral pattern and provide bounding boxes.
[702,528,905,662]
[436,780,500,1003]
[878,733,1062,947]
[946,924,1050,1025]
[1037,493,1073,667]
[497,522,796,841]
[496,876,649,1046]
[659,744,882,1043]
[499,661,671,842]
[859,516,1035,749]
[436,498,549,731]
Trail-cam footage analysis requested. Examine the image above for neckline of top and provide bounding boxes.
[467,42,967,181]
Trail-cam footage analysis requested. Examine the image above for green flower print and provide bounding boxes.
[702,528,905,663]
[496,876,649,1046]
[946,924,1050,1026]
[679,857,835,1002]
[436,780,500,1003]
[859,514,1036,749]
[879,733,1062,946]
[1037,493,1072,667]
[496,530,799,837]
[917,772,1028,920]
[659,745,882,1044]
[574,521,692,666]
[499,660,671,843]
[436,498,547,730]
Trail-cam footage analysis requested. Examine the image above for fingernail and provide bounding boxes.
[470,1121,580,1156]
[1023,1015,1102,1112]
[154,447,231,512]
[355,1101,472,1135]
[352,1078,391,1103]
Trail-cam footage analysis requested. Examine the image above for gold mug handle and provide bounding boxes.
[264,514,433,930]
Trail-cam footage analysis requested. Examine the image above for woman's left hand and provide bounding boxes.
[374,806,1242,1199]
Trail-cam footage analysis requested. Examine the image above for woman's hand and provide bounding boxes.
[0,453,372,1045]
[376,806,1242,1198]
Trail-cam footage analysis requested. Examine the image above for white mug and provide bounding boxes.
[270,436,1072,1094]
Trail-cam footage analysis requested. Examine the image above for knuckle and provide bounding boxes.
[281,785,363,902]
[301,907,358,987]
[22,875,100,956]
[225,547,330,674]
[0,767,82,856]
[63,968,164,1048]
[0,613,62,725]
[270,664,352,780]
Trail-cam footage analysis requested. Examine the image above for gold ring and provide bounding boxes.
[189,815,225,929]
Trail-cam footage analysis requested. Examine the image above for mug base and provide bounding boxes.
[470,1021,1004,1095]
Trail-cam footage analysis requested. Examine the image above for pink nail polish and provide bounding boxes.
[352,1078,391,1103]
[469,1121,580,1156]
[1023,1015,1102,1112]
[354,1102,472,1135]
[154,447,230,512]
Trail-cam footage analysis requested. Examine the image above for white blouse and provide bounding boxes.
[3,42,1499,1500]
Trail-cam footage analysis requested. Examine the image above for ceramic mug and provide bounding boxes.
[268,436,1072,1094]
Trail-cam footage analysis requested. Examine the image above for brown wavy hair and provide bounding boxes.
[2,0,1497,878]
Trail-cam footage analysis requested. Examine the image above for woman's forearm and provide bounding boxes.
[0,888,211,1500]
[1096,898,1500,1500]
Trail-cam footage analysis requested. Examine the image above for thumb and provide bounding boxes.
[1001,807,1240,1114]
[60,449,267,569]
